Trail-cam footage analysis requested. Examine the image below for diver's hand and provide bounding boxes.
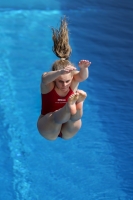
[78,60,91,68]
[59,66,76,74]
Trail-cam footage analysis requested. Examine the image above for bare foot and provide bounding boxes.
[76,90,87,110]
[67,93,79,115]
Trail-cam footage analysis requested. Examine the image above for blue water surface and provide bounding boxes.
[0,0,133,200]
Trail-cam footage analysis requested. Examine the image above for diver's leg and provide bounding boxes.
[37,93,79,140]
[53,93,79,124]
[61,90,87,139]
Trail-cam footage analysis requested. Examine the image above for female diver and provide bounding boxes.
[37,17,91,140]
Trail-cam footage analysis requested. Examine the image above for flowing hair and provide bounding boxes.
[51,17,74,71]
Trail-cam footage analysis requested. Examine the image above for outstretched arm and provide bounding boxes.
[73,60,91,82]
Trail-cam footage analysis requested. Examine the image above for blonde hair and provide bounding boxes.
[51,17,74,71]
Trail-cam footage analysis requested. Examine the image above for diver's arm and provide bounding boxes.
[42,71,61,85]
[73,60,91,82]
[42,66,76,85]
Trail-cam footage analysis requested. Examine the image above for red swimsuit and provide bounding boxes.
[41,87,74,115]
[41,87,74,137]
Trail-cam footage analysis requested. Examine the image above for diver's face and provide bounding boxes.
[55,73,73,92]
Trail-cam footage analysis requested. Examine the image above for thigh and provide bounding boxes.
[37,113,62,140]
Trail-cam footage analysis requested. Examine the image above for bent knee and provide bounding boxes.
[62,132,78,140]
[61,127,81,140]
